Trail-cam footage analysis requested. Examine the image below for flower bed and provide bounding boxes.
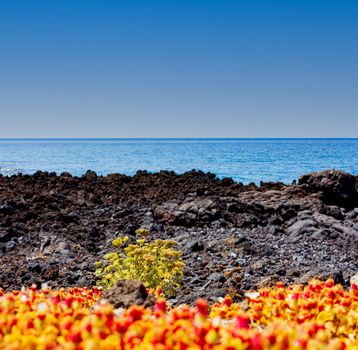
[0,279,356,349]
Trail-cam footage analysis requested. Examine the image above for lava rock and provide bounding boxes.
[103,280,156,308]
[190,241,205,252]
[299,169,357,207]
[0,169,357,304]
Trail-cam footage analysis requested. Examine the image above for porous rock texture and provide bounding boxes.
[0,169,357,304]
[103,279,155,309]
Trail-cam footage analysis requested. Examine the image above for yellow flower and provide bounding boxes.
[95,236,184,297]
[112,237,123,247]
[135,228,150,236]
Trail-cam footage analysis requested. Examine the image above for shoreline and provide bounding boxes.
[1,138,357,185]
[0,169,357,304]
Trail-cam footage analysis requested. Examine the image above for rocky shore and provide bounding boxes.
[0,169,357,304]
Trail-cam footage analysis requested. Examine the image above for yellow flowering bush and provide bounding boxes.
[95,233,184,297]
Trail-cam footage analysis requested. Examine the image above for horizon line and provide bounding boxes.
[0,137,358,140]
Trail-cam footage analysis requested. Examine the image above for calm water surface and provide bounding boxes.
[0,139,357,184]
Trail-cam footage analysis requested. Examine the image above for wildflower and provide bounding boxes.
[95,235,184,297]
[135,228,150,236]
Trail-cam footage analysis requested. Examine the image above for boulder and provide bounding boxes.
[287,218,318,238]
[102,280,155,309]
[298,170,357,207]
[154,197,221,227]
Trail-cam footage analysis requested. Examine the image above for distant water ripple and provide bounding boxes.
[0,139,357,184]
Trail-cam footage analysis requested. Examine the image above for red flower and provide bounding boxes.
[196,299,209,317]
[236,315,250,329]
[155,298,167,313]
[276,282,285,288]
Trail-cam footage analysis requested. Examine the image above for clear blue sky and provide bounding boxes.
[0,0,357,138]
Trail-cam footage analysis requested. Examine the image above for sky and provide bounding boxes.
[0,0,357,138]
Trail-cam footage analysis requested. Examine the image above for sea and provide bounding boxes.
[0,138,357,184]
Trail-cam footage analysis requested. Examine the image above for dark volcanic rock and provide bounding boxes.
[103,280,156,308]
[0,169,357,304]
[154,197,221,227]
[298,169,357,207]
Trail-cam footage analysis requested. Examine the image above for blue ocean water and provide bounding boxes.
[0,139,357,184]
